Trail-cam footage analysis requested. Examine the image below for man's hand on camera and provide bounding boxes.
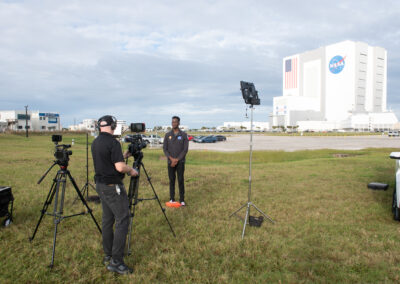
[123,150,132,159]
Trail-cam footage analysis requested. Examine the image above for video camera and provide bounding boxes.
[52,135,72,167]
[125,123,146,158]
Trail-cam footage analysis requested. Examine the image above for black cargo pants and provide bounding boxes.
[95,183,130,263]
[168,161,185,202]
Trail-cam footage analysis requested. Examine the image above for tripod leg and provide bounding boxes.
[250,203,275,224]
[126,166,141,255]
[229,202,248,219]
[74,184,88,205]
[30,172,60,242]
[127,201,137,256]
[142,164,176,237]
[67,171,102,234]
[127,180,139,255]
[49,172,64,268]
[241,203,250,239]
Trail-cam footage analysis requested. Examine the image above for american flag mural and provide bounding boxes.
[285,57,297,89]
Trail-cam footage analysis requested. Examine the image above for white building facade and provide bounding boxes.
[0,110,61,132]
[271,40,398,131]
[69,119,97,132]
[219,121,270,131]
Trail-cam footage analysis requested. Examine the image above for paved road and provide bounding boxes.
[187,135,400,152]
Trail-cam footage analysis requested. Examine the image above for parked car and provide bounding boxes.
[215,135,227,141]
[188,135,194,141]
[198,135,217,143]
[123,134,148,143]
[388,131,399,137]
[193,136,205,143]
[144,134,164,144]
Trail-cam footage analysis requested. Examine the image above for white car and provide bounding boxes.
[388,131,399,137]
[143,134,164,144]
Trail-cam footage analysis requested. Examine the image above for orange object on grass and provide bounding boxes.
[166,201,181,208]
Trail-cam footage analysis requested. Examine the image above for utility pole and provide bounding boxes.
[24,105,29,138]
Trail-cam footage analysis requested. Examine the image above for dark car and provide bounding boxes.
[215,135,226,141]
[199,136,217,143]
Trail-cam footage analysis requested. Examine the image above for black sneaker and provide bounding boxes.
[107,259,133,275]
[102,255,112,266]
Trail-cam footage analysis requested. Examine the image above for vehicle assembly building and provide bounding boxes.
[271,40,398,131]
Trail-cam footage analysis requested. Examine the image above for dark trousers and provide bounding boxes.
[95,183,130,263]
[168,161,185,202]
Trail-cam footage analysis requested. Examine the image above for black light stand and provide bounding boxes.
[230,81,275,239]
[79,132,99,203]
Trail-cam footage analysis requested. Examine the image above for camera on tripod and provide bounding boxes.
[52,135,72,167]
[31,135,101,268]
[123,122,176,254]
[125,123,146,158]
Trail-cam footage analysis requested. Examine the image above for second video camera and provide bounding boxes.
[52,135,72,167]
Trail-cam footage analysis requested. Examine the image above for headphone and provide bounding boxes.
[97,115,117,130]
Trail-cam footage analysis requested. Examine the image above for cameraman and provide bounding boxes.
[163,116,189,206]
[91,115,138,275]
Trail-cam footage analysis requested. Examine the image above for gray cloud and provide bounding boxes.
[0,0,399,127]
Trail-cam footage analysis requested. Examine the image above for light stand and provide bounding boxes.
[77,132,99,203]
[230,81,275,239]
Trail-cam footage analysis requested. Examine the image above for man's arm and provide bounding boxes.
[112,141,138,176]
[115,162,138,176]
[176,134,189,161]
[163,133,171,158]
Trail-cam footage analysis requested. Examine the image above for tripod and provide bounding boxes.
[230,104,275,239]
[29,161,102,268]
[77,132,99,203]
[126,151,176,255]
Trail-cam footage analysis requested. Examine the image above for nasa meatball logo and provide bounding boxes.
[329,55,346,74]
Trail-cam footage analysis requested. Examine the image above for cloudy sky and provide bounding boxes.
[1,0,400,128]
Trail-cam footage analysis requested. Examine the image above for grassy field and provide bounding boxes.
[0,133,400,283]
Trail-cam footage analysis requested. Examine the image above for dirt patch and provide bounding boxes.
[332,154,354,158]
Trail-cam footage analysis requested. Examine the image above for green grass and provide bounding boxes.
[1,133,400,283]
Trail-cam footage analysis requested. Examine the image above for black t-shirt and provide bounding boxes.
[91,132,125,184]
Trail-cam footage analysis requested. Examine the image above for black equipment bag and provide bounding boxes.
[0,186,14,225]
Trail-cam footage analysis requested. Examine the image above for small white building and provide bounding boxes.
[69,119,97,132]
[0,121,7,132]
[219,121,270,131]
[114,120,129,135]
[0,110,61,131]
